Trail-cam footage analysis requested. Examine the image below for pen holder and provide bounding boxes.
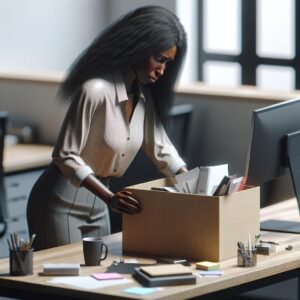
[10,248,33,276]
[237,248,257,267]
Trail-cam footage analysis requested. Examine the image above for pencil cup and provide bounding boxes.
[9,248,33,276]
[82,237,108,266]
[237,248,257,267]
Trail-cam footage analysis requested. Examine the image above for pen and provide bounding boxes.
[248,234,253,259]
[13,233,19,249]
[260,240,279,245]
[10,234,16,250]
[255,234,261,245]
[6,238,12,251]
[28,233,36,249]
[237,241,244,250]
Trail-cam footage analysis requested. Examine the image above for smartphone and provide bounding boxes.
[156,257,190,266]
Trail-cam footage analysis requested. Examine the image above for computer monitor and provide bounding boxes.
[246,97,300,233]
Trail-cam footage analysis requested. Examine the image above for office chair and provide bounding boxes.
[165,103,194,160]
[109,104,194,233]
[0,111,8,238]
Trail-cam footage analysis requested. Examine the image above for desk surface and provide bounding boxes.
[0,199,300,300]
[3,144,53,173]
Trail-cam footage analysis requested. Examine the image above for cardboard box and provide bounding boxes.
[123,177,260,262]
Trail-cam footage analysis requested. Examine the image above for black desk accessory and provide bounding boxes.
[133,267,196,287]
[106,262,154,275]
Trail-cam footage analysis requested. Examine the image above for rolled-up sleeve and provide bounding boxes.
[52,83,101,187]
[142,95,186,177]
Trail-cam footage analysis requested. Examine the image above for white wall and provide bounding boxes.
[0,0,107,72]
[176,0,198,84]
[0,0,178,144]
[106,0,175,23]
[0,0,195,80]
[0,0,178,73]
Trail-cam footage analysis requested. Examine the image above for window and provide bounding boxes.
[197,0,300,91]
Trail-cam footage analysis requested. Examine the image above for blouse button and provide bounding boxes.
[121,154,125,157]
[113,169,117,173]
[127,137,130,141]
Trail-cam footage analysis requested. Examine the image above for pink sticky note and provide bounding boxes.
[91,272,123,280]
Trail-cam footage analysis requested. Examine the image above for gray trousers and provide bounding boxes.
[27,163,110,250]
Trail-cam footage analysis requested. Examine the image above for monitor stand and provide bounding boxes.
[260,131,300,234]
[260,219,300,234]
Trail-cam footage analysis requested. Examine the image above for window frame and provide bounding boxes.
[197,0,300,89]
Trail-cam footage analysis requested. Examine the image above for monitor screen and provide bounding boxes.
[246,98,300,186]
[246,98,300,233]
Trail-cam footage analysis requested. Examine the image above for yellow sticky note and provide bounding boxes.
[196,261,220,271]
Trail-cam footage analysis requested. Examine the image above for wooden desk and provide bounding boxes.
[0,200,300,300]
[3,144,53,173]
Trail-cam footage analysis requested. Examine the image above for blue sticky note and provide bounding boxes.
[123,287,159,295]
[198,270,224,276]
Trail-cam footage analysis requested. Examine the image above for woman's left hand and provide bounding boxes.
[108,190,142,214]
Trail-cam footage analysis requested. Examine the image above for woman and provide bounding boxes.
[27,5,188,250]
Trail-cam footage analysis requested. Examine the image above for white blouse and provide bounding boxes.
[52,71,186,187]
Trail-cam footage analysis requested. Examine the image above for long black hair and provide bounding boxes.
[59,5,187,121]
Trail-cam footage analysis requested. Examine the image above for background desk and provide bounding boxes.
[3,144,52,174]
[0,144,52,258]
[0,200,300,300]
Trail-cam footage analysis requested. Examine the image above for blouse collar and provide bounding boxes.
[112,71,146,103]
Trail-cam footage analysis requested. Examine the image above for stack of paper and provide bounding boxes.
[174,165,229,196]
[197,164,228,195]
[174,167,200,194]
[151,164,248,196]
[155,164,248,196]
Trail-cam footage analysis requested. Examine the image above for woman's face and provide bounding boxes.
[135,45,177,84]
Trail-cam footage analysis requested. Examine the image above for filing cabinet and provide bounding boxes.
[0,169,43,258]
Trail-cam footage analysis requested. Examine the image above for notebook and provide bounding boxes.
[140,264,192,277]
[134,267,196,287]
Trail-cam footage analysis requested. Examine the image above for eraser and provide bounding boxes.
[42,263,80,276]
[256,243,276,255]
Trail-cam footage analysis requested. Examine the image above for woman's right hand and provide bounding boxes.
[108,190,142,214]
